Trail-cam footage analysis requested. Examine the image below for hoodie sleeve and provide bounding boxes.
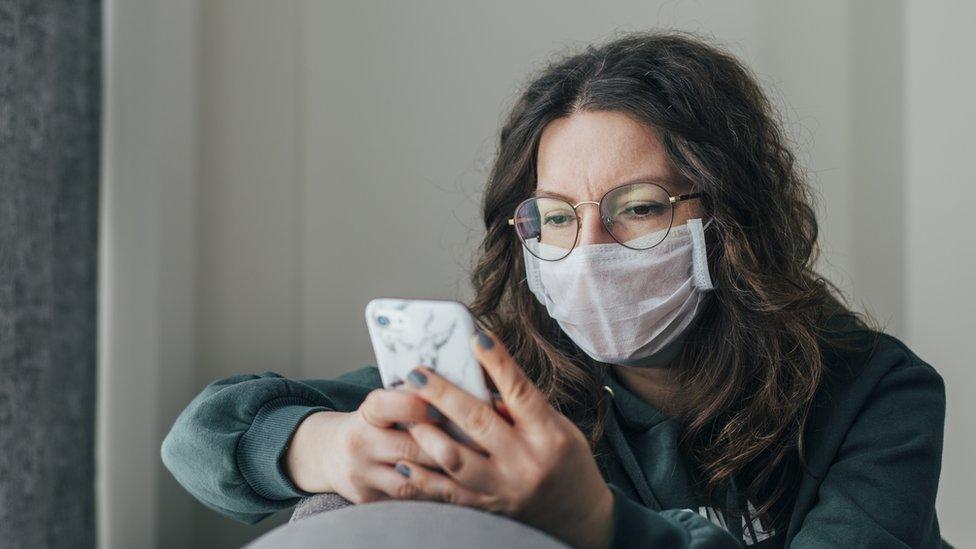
[788,350,946,548]
[160,366,382,524]
[608,484,743,548]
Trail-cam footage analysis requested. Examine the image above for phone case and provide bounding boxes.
[365,298,490,404]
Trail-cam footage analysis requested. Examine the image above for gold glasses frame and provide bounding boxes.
[507,181,703,261]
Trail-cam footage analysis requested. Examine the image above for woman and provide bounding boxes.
[162,32,947,548]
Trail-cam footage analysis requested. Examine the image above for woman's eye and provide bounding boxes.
[543,213,574,226]
[617,202,666,218]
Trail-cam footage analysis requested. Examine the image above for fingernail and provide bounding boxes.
[427,404,445,421]
[407,368,427,388]
[476,330,495,350]
[395,463,411,478]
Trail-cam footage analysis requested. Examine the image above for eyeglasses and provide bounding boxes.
[508,181,703,261]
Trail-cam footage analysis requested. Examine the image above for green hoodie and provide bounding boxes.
[161,320,948,548]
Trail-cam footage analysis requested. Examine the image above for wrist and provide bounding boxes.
[284,410,347,493]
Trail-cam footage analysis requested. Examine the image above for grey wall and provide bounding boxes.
[0,1,101,547]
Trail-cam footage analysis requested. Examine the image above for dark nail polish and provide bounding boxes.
[476,330,495,350]
[407,369,427,388]
[395,463,411,478]
[427,404,445,421]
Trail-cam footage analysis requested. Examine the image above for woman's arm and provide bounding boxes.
[606,488,742,548]
[160,366,382,524]
[788,350,946,548]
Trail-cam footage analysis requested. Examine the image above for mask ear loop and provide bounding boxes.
[688,218,715,291]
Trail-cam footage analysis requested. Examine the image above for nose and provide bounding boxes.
[575,202,616,246]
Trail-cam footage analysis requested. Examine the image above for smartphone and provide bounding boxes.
[364,298,492,444]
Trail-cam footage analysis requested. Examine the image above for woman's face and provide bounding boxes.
[535,110,704,247]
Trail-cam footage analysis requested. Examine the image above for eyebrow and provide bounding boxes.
[532,175,676,201]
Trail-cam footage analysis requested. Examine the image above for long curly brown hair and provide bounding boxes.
[466,30,873,532]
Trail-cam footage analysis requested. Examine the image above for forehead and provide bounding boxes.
[535,110,681,200]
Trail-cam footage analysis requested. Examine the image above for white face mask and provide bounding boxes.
[523,218,715,365]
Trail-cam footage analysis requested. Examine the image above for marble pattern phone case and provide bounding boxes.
[365,298,491,442]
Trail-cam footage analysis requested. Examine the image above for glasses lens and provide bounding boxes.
[600,183,674,249]
[513,197,577,260]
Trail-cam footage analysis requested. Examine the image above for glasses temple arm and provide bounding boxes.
[669,192,703,204]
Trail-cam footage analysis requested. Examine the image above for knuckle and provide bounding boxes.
[417,448,439,468]
[506,376,535,406]
[395,479,418,500]
[440,486,460,505]
[435,445,463,474]
[408,468,426,492]
[462,404,495,438]
[360,390,381,415]
[394,436,418,462]
[480,493,508,514]
[548,430,572,454]
[412,471,438,501]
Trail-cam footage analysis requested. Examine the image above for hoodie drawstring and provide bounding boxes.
[602,384,747,544]
[602,385,662,511]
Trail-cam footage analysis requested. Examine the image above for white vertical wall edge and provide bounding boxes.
[905,1,976,545]
[98,1,199,547]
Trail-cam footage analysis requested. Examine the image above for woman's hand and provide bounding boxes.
[396,330,615,549]
[284,390,443,503]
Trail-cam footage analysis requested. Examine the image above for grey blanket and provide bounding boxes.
[289,492,355,522]
[243,494,569,548]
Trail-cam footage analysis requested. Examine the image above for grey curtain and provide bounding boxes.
[0,1,101,547]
